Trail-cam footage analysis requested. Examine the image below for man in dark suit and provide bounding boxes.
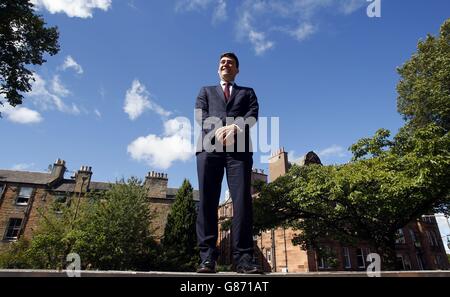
[195,52,261,274]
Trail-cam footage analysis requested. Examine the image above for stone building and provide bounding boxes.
[217,148,449,272]
[0,159,199,252]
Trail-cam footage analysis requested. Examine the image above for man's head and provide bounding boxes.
[218,52,239,82]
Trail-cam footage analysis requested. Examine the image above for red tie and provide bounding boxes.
[223,82,230,102]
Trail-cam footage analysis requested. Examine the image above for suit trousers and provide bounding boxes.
[196,151,254,264]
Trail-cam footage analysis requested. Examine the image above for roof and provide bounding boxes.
[291,151,322,166]
[0,170,51,185]
[167,187,200,201]
[0,169,198,200]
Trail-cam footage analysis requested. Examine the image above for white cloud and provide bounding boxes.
[175,0,213,12]
[212,0,227,24]
[0,104,43,124]
[128,0,137,10]
[61,56,84,74]
[289,22,316,41]
[51,75,71,97]
[99,85,106,99]
[30,0,112,18]
[176,0,228,24]
[28,73,80,115]
[288,150,303,163]
[11,163,36,171]
[237,12,274,55]
[318,144,347,158]
[124,79,172,120]
[339,0,367,15]
[94,109,102,118]
[178,0,367,54]
[127,117,194,169]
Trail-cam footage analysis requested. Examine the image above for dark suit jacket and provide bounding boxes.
[195,84,259,154]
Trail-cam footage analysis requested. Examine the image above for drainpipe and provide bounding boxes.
[271,228,276,272]
[283,227,288,272]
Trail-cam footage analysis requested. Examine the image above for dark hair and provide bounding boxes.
[220,52,239,69]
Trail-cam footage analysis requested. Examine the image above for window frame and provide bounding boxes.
[317,246,332,270]
[265,249,272,263]
[343,247,351,269]
[356,247,366,269]
[395,228,406,244]
[3,218,23,241]
[396,254,405,270]
[15,186,33,206]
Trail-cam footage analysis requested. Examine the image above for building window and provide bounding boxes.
[435,255,443,269]
[409,229,421,248]
[53,194,68,213]
[265,249,272,263]
[396,254,405,270]
[425,230,440,247]
[0,184,5,196]
[404,255,412,270]
[395,229,406,244]
[317,246,332,269]
[343,247,351,269]
[16,187,33,205]
[356,248,366,269]
[3,218,23,241]
[431,231,439,247]
[421,215,434,223]
[416,253,425,270]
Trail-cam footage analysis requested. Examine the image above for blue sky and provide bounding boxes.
[1,1,450,244]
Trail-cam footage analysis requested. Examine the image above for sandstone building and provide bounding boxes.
[0,159,198,252]
[217,148,449,272]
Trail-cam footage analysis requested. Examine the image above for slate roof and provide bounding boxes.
[0,170,52,184]
[0,169,199,201]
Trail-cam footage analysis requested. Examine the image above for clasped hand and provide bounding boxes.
[215,124,241,146]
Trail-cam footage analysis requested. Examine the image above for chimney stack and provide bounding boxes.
[74,165,92,193]
[144,171,168,199]
[50,158,66,184]
[268,147,289,182]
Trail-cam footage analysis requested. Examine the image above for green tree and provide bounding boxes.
[397,18,450,133]
[254,19,450,270]
[0,178,160,271]
[0,0,59,111]
[0,238,32,268]
[161,179,199,271]
[75,178,159,271]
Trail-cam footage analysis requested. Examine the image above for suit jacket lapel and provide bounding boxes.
[227,84,241,106]
[215,84,241,106]
[215,85,227,106]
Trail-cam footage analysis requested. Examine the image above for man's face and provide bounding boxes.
[218,57,239,82]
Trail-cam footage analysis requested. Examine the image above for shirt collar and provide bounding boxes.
[220,80,235,86]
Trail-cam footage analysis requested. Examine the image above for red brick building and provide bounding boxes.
[0,159,199,252]
[217,149,449,272]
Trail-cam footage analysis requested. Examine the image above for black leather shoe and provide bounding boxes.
[196,260,217,273]
[236,258,263,274]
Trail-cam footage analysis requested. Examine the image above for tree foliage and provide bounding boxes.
[0,0,59,110]
[161,179,199,271]
[254,19,450,269]
[0,177,160,271]
[397,18,450,133]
